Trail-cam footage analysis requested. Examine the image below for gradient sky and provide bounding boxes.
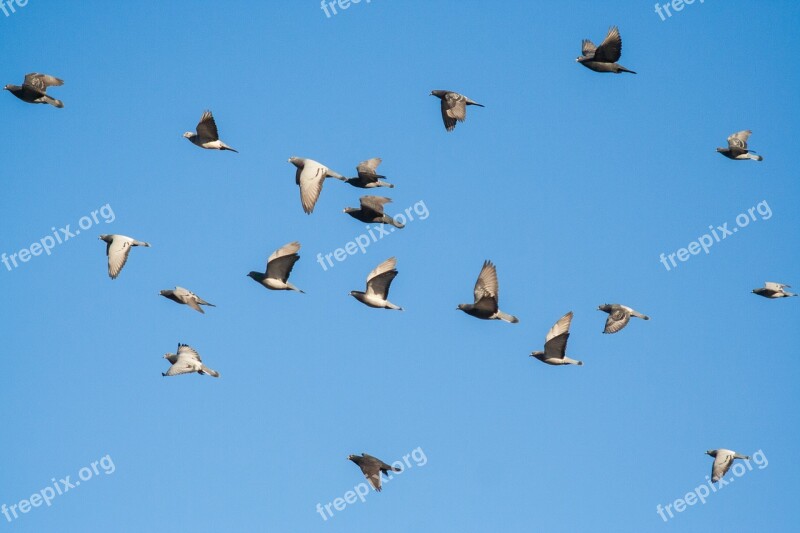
[2,1,798,532]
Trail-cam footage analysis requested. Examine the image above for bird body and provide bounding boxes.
[531,312,582,366]
[248,241,304,293]
[706,449,750,483]
[160,287,215,314]
[752,282,796,298]
[348,453,401,492]
[98,234,150,279]
[4,73,64,107]
[183,110,238,152]
[343,196,404,228]
[350,257,402,310]
[598,303,650,334]
[576,26,636,74]
[162,344,220,378]
[457,260,518,323]
[289,157,346,214]
[344,157,394,188]
[717,130,763,161]
[430,90,484,131]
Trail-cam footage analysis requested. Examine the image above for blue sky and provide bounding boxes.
[1,1,798,531]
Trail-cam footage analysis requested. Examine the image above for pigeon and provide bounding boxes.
[717,130,763,161]
[288,157,346,214]
[706,449,750,483]
[576,26,636,74]
[247,241,304,293]
[598,304,650,334]
[530,312,582,366]
[350,257,402,310]
[348,453,401,492]
[98,234,150,279]
[162,343,220,378]
[183,110,238,152]
[457,260,519,323]
[752,282,797,298]
[344,158,394,189]
[159,287,216,314]
[430,90,484,131]
[4,73,64,107]
[343,196,404,228]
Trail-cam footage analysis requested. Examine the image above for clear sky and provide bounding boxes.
[1,1,798,531]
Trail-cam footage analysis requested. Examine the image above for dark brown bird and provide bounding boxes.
[430,90,484,131]
[576,27,636,74]
[457,260,518,323]
[343,196,404,228]
[4,73,64,107]
[347,453,401,492]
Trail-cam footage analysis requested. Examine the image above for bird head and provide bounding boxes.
[705,450,716,457]
[162,353,171,360]
[343,207,356,214]
[456,304,467,312]
[182,132,194,139]
[159,290,169,296]
[530,351,545,358]
[575,56,584,63]
[430,90,445,98]
[2,85,10,91]
[246,271,261,280]
[597,304,612,312]
[98,234,111,243]
[287,156,302,167]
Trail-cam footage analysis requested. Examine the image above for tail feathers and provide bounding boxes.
[200,366,220,378]
[379,181,395,188]
[633,312,650,320]
[496,311,519,324]
[221,144,239,153]
[617,65,637,74]
[45,96,64,108]
[287,283,305,294]
[749,153,763,161]
[386,216,404,229]
[134,241,151,247]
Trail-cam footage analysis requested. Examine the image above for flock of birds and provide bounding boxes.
[5,24,793,492]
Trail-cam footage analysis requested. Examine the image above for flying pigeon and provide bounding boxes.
[752,282,797,298]
[288,157,346,214]
[348,453,401,492]
[4,73,64,107]
[350,257,402,310]
[159,287,216,314]
[457,260,519,323]
[183,110,238,152]
[530,311,582,366]
[344,158,394,189]
[430,90,484,131]
[343,196,404,228]
[598,304,650,334]
[98,234,151,279]
[162,343,220,378]
[717,130,763,161]
[576,26,636,74]
[706,449,750,483]
[247,241,304,293]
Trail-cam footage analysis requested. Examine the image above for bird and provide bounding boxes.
[752,282,797,298]
[159,287,216,314]
[348,453,401,492]
[183,110,238,152]
[457,260,519,323]
[4,73,64,107]
[706,449,750,483]
[430,90,484,131]
[530,311,582,366]
[162,344,220,378]
[344,158,394,189]
[350,257,403,310]
[576,26,636,74]
[343,196,404,228]
[98,234,150,279]
[717,130,763,161]
[597,304,650,334]
[247,241,305,293]
[288,157,346,214]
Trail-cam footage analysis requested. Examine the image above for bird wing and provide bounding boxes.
[727,130,751,151]
[593,26,623,63]
[764,281,788,291]
[545,311,573,343]
[297,162,326,214]
[106,237,133,279]
[544,332,569,360]
[603,308,630,334]
[441,92,467,130]
[712,452,734,481]
[196,111,220,142]
[176,344,202,362]
[164,363,197,376]
[473,260,499,303]
[267,241,301,265]
[358,455,384,492]
[23,73,63,95]
[360,195,391,216]
[581,39,597,58]
[356,157,383,178]
[366,257,398,298]
[267,254,300,282]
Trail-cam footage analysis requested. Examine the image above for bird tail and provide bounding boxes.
[618,66,637,74]
[200,366,220,378]
[496,311,519,324]
[198,299,216,307]
[387,216,405,229]
[44,96,64,108]
[632,311,650,320]
[133,241,151,247]
[286,283,305,294]
[378,181,395,188]
[466,99,484,107]
[748,153,763,161]
[221,143,239,153]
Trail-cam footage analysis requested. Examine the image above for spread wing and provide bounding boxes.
[106,237,132,279]
[727,130,752,152]
[196,111,220,142]
[712,453,734,482]
[356,158,383,179]
[23,73,63,95]
[594,26,623,63]
[441,92,467,130]
[581,39,597,58]
[603,308,630,334]
[764,281,789,291]
[297,162,327,214]
[543,312,573,359]
[359,195,391,216]
[176,344,202,363]
[473,260,499,304]
[366,257,398,299]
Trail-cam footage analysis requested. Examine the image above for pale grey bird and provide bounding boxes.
[183,110,238,152]
[598,304,650,334]
[344,158,394,189]
[247,241,304,293]
[288,156,346,214]
[752,282,797,298]
[706,449,750,483]
[576,26,636,74]
[159,287,216,314]
[162,343,220,378]
[430,90,484,131]
[98,234,151,279]
[350,257,402,310]
[717,130,763,161]
[530,311,582,366]
[457,260,519,323]
[343,196,404,228]
[348,453,401,492]
[4,73,64,107]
